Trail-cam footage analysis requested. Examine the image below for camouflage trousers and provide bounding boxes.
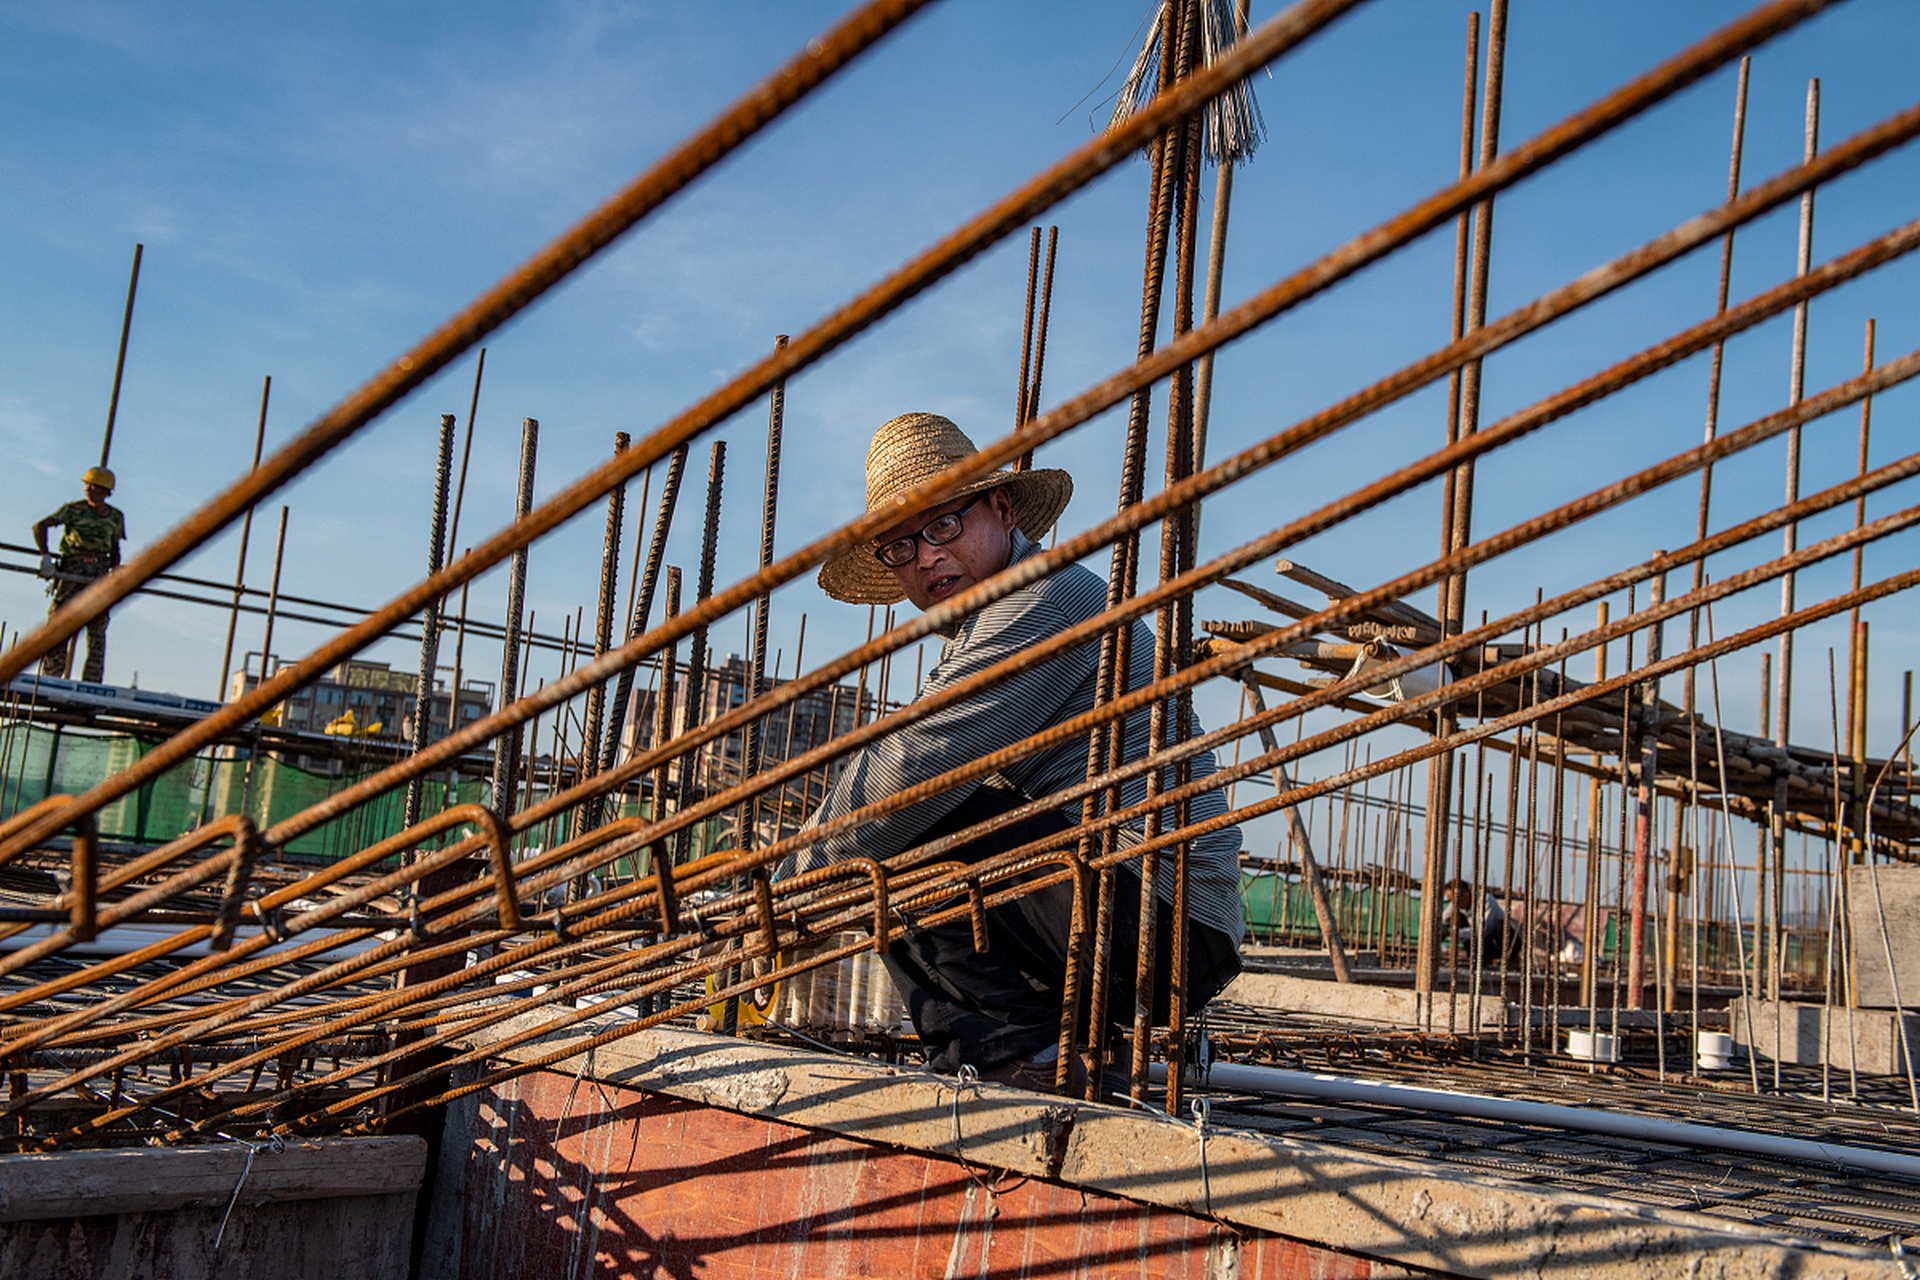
[42,562,111,683]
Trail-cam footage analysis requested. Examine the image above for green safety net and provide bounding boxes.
[0,720,741,868]
[0,721,485,859]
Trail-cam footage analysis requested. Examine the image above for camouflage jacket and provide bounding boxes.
[42,500,126,561]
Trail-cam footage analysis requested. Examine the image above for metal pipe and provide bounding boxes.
[1152,1060,1920,1182]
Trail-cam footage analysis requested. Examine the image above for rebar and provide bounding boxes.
[4,0,1917,1161]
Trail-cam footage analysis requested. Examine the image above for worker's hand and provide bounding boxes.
[36,554,55,579]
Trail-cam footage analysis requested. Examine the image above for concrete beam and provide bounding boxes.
[457,1011,1905,1280]
[1732,997,1918,1076]
[0,1135,426,1221]
[1225,971,1507,1029]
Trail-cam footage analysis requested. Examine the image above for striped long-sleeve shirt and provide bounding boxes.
[788,531,1245,946]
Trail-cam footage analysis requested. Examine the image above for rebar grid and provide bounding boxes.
[1,0,1916,1153]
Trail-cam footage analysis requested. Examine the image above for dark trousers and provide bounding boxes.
[883,784,1241,1073]
[42,573,109,683]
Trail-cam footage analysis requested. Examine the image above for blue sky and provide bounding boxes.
[3,0,1916,801]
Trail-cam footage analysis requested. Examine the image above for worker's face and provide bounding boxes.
[84,483,110,507]
[879,486,1019,612]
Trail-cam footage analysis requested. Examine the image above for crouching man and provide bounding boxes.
[783,412,1243,1092]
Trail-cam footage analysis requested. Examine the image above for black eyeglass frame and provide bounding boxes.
[872,493,985,569]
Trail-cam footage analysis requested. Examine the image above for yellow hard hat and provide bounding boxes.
[82,466,115,492]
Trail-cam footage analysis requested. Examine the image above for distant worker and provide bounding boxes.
[32,466,126,682]
[1442,877,1516,967]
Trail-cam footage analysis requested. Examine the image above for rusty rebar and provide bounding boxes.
[403,415,456,835]
[491,418,538,824]
[215,376,271,701]
[1,0,1845,860]
[4,0,936,680]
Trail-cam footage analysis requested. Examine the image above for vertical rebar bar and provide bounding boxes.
[1016,226,1060,474]
[1846,321,1874,870]
[1422,0,1505,998]
[403,414,457,837]
[490,418,538,825]
[1627,566,1666,1008]
[576,432,632,841]
[237,507,289,824]
[677,441,727,843]
[1086,0,1187,1029]
[649,568,683,925]
[1242,678,1351,980]
[1190,0,1251,537]
[1015,227,1042,437]
[216,377,271,702]
[98,244,143,470]
[1153,0,1206,1117]
[741,338,788,855]
[443,349,486,561]
[597,443,690,794]
[1771,80,1820,995]
[1683,58,1750,721]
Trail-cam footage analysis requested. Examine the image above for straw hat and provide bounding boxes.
[817,412,1072,605]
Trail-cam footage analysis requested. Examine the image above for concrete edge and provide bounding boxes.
[457,1010,1907,1280]
[1225,971,1508,1030]
[0,1134,427,1222]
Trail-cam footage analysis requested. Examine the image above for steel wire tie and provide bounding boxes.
[214,1131,286,1251]
[950,1062,978,1157]
[1191,1096,1213,1218]
[134,1101,286,1254]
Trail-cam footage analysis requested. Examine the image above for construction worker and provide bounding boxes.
[33,466,126,683]
[784,413,1245,1094]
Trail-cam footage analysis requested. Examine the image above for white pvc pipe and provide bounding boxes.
[1150,1060,1920,1182]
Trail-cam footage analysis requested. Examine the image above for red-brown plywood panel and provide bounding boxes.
[446,1069,1397,1280]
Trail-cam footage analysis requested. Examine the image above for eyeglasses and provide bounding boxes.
[873,494,983,568]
